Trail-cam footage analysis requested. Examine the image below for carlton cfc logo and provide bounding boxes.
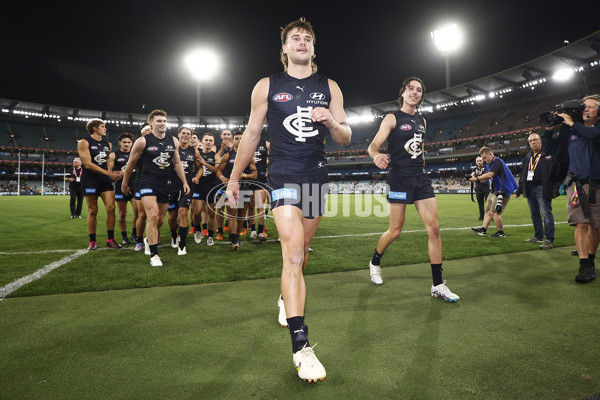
[400,124,412,131]
[273,93,293,102]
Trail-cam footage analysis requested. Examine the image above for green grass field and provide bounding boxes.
[1,194,599,399]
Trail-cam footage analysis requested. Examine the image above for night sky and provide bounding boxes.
[3,1,599,116]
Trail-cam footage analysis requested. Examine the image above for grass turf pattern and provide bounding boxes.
[1,194,599,399]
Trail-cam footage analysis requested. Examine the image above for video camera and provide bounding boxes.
[539,99,584,128]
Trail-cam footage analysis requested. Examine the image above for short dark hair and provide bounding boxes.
[178,125,193,134]
[118,132,134,142]
[148,109,167,122]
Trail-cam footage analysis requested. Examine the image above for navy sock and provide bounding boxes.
[371,250,383,266]
[202,223,207,230]
[89,233,96,243]
[431,263,444,286]
[150,244,158,257]
[107,230,114,240]
[287,316,309,353]
[208,230,214,238]
[171,229,177,240]
[178,227,187,248]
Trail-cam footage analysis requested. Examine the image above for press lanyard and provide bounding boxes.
[73,168,82,182]
[529,153,541,171]
[527,153,540,181]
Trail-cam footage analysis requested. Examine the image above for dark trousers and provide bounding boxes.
[476,189,489,220]
[70,187,83,216]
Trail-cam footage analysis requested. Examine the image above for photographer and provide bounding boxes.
[514,132,556,250]
[471,156,490,221]
[542,95,600,283]
[470,147,518,238]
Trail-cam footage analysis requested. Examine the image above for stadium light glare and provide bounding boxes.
[553,68,574,81]
[185,48,220,119]
[431,24,463,54]
[431,23,463,88]
[185,49,220,82]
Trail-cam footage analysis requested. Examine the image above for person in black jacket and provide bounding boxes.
[515,132,556,249]
[67,158,84,218]
[473,156,490,220]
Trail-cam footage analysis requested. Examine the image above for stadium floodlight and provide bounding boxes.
[431,23,463,89]
[185,48,220,81]
[431,24,463,54]
[552,68,574,82]
[185,48,220,119]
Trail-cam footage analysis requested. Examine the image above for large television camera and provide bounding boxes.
[539,99,584,128]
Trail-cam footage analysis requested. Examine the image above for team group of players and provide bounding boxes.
[74,17,461,383]
[77,114,272,265]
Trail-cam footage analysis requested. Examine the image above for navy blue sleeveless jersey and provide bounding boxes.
[112,149,130,172]
[388,110,426,176]
[175,145,196,185]
[137,133,177,186]
[267,72,331,175]
[199,150,217,186]
[81,136,111,183]
[253,139,268,179]
[222,149,236,179]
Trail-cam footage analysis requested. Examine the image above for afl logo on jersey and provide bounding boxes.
[273,93,293,102]
[90,146,98,150]
[148,146,159,151]
[400,124,412,131]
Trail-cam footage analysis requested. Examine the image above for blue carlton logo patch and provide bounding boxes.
[389,191,407,200]
[272,188,298,201]
[85,188,97,194]
[140,188,153,194]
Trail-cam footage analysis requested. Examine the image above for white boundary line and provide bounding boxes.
[0,221,569,299]
[0,221,569,255]
[312,221,568,239]
[0,249,87,300]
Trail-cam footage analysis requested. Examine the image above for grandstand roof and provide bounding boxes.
[1,30,599,127]
[354,30,600,116]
